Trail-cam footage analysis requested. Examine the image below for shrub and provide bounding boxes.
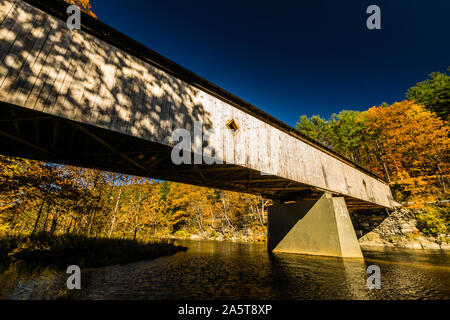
[209,229,219,238]
[173,230,186,238]
[416,205,448,236]
[0,232,187,270]
[0,223,10,237]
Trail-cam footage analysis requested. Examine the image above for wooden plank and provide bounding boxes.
[270,125,281,176]
[222,97,234,164]
[0,2,32,79]
[126,55,148,136]
[161,69,174,145]
[34,19,73,113]
[145,68,165,144]
[89,43,120,130]
[46,39,79,115]
[139,63,161,141]
[50,28,85,117]
[0,7,46,96]
[129,57,149,137]
[72,34,101,122]
[52,30,94,119]
[85,38,112,127]
[214,94,225,164]
[137,62,154,138]
[0,2,20,63]
[0,0,15,28]
[110,49,135,134]
[78,36,109,126]
[21,13,59,110]
[64,32,95,120]
[234,107,246,167]
[259,122,270,174]
[5,4,52,106]
[124,57,139,136]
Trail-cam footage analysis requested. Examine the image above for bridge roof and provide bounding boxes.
[25,0,387,185]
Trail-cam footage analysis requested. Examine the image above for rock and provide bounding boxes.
[359,232,380,242]
[354,207,449,251]
[403,242,423,250]
[400,227,416,234]
[421,241,441,250]
[190,234,202,240]
[416,236,441,250]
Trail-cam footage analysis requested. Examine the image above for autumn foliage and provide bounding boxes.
[297,100,449,206]
[65,0,97,18]
[360,101,449,204]
[0,158,268,240]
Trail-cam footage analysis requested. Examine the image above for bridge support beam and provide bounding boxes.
[268,193,363,258]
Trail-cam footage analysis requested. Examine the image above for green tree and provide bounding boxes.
[295,115,331,147]
[328,110,365,162]
[406,68,450,121]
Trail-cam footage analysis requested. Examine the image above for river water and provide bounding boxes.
[1,240,449,300]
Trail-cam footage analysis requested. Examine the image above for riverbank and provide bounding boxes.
[163,231,266,243]
[359,233,450,250]
[354,208,450,250]
[0,233,187,271]
[166,233,450,251]
[164,207,450,251]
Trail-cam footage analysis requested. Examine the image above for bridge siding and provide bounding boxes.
[0,0,394,208]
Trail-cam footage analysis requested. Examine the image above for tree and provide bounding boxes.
[296,115,332,147]
[65,0,97,18]
[141,181,168,237]
[406,68,450,121]
[360,100,449,202]
[0,156,271,240]
[0,156,84,234]
[295,112,369,165]
[328,110,365,162]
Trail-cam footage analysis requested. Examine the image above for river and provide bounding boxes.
[1,240,449,299]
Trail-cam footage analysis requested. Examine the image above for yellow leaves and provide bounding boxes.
[362,100,449,205]
[0,222,10,236]
[1,154,268,239]
[64,0,97,18]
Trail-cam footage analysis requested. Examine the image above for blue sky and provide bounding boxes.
[90,0,449,127]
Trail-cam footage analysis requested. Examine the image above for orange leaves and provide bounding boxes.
[65,0,97,18]
[0,153,269,239]
[361,100,449,203]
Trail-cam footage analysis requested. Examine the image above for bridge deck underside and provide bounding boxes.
[0,103,383,210]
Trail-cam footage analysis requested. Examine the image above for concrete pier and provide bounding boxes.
[268,193,363,258]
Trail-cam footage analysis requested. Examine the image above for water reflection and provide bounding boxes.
[0,240,449,300]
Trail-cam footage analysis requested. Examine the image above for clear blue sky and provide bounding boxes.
[90,0,449,127]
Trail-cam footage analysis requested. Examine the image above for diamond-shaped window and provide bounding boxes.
[226,119,239,133]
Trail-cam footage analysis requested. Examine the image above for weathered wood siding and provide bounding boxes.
[0,0,395,208]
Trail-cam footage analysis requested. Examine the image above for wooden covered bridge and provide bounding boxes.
[0,0,398,258]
